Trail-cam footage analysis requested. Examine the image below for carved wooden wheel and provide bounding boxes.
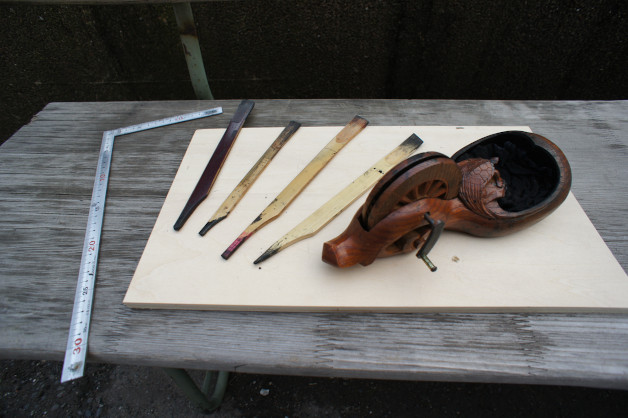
[358,154,461,257]
[363,153,462,230]
[393,178,449,209]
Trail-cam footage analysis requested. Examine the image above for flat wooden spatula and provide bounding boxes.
[173,99,255,231]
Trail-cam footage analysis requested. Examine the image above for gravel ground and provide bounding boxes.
[2,359,628,417]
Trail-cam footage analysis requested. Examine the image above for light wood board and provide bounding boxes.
[124,125,628,312]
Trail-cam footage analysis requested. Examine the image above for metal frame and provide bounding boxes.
[163,369,229,412]
[173,2,214,100]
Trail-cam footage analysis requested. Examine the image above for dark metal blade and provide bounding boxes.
[173,100,255,230]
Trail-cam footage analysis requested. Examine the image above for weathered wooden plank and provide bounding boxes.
[1,100,627,389]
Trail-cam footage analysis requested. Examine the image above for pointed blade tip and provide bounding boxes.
[199,216,226,236]
[253,247,278,265]
[222,234,249,260]
[173,211,190,230]
[173,218,184,231]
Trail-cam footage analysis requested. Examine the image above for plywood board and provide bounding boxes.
[123,126,628,312]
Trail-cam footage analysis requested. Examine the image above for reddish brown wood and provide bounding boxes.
[362,153,461,229]
[323,131,572,268]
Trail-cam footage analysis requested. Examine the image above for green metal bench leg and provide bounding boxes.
[173,2,214,100]
[163,368,229,412]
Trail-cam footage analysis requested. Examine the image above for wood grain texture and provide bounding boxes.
[1,100,628,389]
[126,126,627,312]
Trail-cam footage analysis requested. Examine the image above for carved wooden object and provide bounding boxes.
[322,131,572,268]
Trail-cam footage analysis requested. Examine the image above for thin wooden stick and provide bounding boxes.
[173,100,254,231]
[199,121,301,236]
[221,115,369,259]
[254,134,423,264]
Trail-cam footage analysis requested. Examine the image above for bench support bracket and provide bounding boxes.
[163,368,229,412]
[173,3,214,100]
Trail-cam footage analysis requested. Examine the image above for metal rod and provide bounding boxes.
[173,2,213,100]
[163,368,229,412]
[419,254,438,272]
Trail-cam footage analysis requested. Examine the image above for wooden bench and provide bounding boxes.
[1,100,627,396]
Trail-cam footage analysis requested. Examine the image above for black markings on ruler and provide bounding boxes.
[61,107,223,383]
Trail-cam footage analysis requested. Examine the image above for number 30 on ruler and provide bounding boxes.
[61,107,223,382]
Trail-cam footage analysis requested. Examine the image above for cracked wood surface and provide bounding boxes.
[1,100,627,389]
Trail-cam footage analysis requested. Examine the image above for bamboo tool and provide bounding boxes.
[199,121,302,236]
[173,99,255,231]
[221,115,369,259]
[253,134,423,264]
